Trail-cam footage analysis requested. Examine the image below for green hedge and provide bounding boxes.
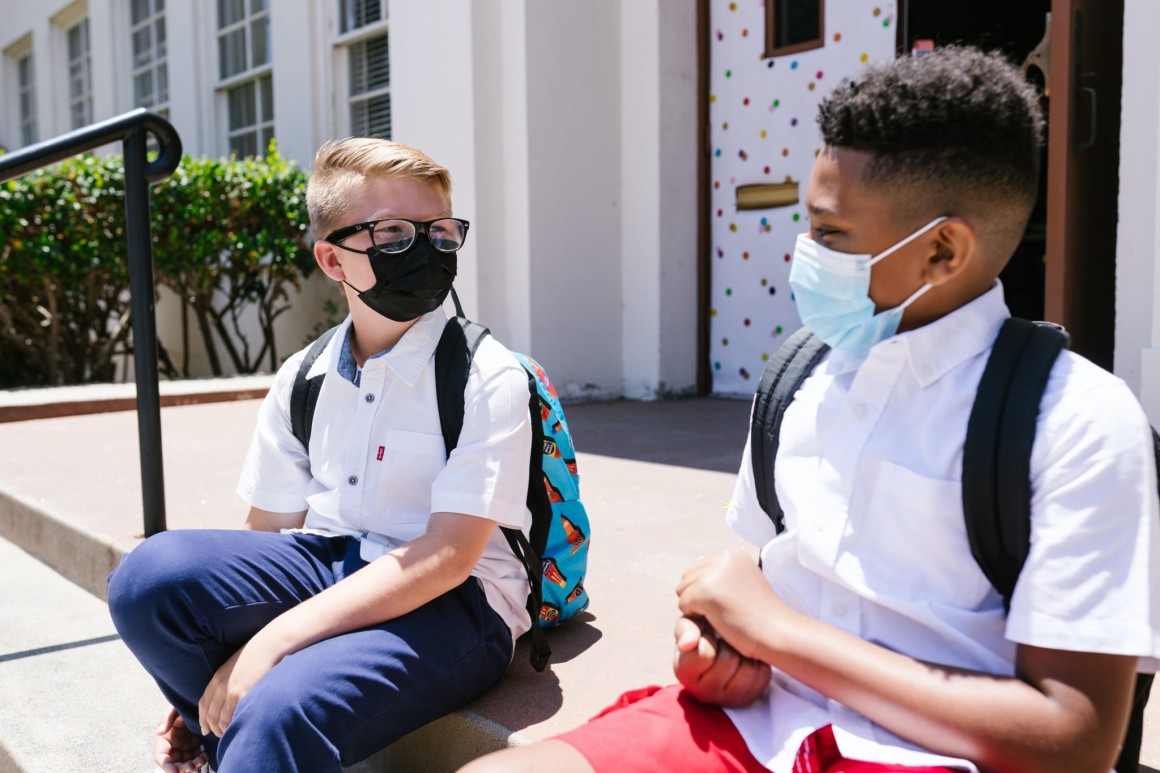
[0,150,316,388]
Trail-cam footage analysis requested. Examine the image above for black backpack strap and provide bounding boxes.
[966,321,1155,773]
[290,325,341,449]
[503,524,551,672]
[522,377,552,559]
[1119,671,1154,773]
[1116,429,1160,773]
[433,316,490,456]
[433,316,553,672]
[962,317,1066,611]
[751,327,830,533]
[510,364,553,672]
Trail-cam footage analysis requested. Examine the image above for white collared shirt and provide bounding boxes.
[725,283,1160,771]
[237,307,534,642]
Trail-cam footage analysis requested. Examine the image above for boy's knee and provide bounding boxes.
[107,531,198,626]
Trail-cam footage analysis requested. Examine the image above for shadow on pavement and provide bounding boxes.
[564,397,751,474]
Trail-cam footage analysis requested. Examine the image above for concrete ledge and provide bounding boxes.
[353,709,530,772]
[5,396,1156,772]
[0,398,755,772]
[0,484,128,601]
[0,537,158,773]
[0,376,273,424]
[0,493,530,773]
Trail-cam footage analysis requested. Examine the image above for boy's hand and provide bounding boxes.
[154,706,208,773]
[673,616,770,707]
[198,640,280,737]
[676,548,794,662]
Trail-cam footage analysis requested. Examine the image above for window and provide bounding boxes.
[217,0,273,156]
[765,0,825,58]
[349,33,391,138]
[16,50,38,145]
[66,18,93,129]
[130,0,168,117]
[336,0,390,139]
[339,0,382,35]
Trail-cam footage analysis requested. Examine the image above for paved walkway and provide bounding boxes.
[0,387,1156,771]
[0,391,754,771]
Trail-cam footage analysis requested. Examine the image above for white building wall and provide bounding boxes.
[523,2,624,400]
[0,0,91,145]
[655,2,701,398]
[434,0,700,400]
[1116,0,1160,425]
[621,0,665,400]
[620,1,700,400]
[0,0,701,397]
[470,0,533,355]
[390,0,481,325]
[269,0,323,166]
[157,1,205,154]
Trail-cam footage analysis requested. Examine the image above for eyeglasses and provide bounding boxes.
[324,217,470,254]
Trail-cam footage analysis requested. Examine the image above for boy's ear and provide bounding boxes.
[922,217,976,286]
[314,240,346,282]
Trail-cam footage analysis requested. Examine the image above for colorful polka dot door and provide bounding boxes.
[708,0,897,395]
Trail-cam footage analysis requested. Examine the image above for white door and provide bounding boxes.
[707,0,898,395]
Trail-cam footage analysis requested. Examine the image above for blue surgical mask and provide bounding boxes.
[788,217,947,362]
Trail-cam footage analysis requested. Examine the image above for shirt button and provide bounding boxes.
[347,475,359,486]
[831,601,847,617]
[851,403,868,420]
[364,393,375,403]
[921,364,934,377]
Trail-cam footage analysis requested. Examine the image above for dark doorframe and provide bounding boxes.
[696,0,712,395]
[896,0,1123,368]
[1044,0,1123,369]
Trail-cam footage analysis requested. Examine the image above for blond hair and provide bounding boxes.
[306,137,453,238]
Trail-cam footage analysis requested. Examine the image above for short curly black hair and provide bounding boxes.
[817,46,1044,254]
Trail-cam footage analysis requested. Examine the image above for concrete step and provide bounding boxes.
[1,393,1157,772]
[0,395,753,772]
[0,536,159,773]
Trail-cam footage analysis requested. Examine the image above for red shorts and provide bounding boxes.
[554,684,959,773]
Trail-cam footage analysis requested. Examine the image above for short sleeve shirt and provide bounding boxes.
[724,284,1160,771]
[237,308,534,642]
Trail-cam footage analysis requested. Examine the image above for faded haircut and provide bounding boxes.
[817,46,1045,260]
[307,137,453,239]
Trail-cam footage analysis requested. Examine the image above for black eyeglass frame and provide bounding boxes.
[323,217,471,254]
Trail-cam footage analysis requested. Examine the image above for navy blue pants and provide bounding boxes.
[107,529,512,772]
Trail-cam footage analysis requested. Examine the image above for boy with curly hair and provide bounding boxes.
[462,46,1159,773]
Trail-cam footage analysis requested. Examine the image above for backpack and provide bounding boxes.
[287,307,591,673]
[750,318,1155,773]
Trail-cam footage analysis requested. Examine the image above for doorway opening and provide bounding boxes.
[900,1,1052,324]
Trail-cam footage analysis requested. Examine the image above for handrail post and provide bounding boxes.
[0,109,181,538]
[123,126,167,536]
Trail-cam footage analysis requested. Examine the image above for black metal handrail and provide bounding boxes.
[0,108,183,537]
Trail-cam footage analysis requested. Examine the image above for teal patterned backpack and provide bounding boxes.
[511,350,591,629]
[290,310,591,672]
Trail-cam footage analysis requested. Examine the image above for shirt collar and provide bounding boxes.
[825,281,1009,385]
[378,306,448,386]
[896,281,1009,387]
[309,308,449,388]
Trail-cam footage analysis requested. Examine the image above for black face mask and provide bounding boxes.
[344,235,457,322]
